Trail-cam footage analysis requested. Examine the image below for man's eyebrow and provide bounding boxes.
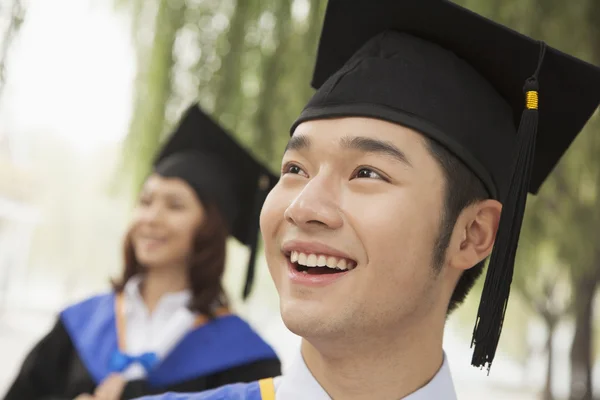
[284,134,311,153]
[340,136,413,167]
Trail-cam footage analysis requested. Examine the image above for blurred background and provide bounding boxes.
[0,0,598,399]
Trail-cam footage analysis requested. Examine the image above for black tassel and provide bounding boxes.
[471,42,546,372]
[242,173,271,300]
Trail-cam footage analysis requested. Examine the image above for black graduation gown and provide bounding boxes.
[3,293,281,400]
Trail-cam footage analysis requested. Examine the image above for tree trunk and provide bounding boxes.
[568,270,597,400]
[0,0,25,100]
[542,315,556,400]
[299,0,326,101]
[569,5,600,398]
[253,0,292,161]
[212,0,251,123]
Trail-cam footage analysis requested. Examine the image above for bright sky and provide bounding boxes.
[0,0,135,154]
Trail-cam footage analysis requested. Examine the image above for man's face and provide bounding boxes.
[260,117,453,341]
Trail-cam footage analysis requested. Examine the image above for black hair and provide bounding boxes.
[425,138,490,314]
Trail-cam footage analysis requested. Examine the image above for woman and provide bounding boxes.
[4,104,281,400]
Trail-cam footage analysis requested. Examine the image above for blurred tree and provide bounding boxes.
[539,3,600,397]
[566,7,600,400]
[252,0,293,162]
[0,0,25,101]
[546,120,600,400]
[116,0,329,195]
[515,196,571,400]
[117,0,187,199]
[255,0,326,171]
[454,1,599,399]
[211,0,254,126]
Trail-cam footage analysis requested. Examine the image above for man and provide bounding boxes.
[138,0,600,399]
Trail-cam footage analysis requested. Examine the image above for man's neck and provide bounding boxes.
[301,324,444,400]
[141,268,189,313]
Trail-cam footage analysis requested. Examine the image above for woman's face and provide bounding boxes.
[130,174,205,269]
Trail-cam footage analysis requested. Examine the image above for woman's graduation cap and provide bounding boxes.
[153,104,278,299]
[292,0,600,371]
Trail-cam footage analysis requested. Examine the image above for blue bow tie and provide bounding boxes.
[109,350,159,374]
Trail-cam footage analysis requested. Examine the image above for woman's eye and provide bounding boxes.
[168,203,184,210]
[353,167,384,180]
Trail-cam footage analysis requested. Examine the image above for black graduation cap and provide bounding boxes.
[292,0,600,371]
[154,104,279,299]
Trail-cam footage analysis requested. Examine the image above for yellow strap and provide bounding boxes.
[115,292,127,351]
[258,378,276,400]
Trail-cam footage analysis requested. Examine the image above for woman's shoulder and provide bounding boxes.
[61,291,115,313]
[190,313,280,360]
[202,314,267,341]
[59,291,117,330]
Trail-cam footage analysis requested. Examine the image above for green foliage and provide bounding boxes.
[114,0,328,200]
[117,0,187,200]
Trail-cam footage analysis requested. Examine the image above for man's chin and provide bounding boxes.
[280,298,339,338]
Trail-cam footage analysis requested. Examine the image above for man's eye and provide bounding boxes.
[282,163,307,177]
[352,167,384,180]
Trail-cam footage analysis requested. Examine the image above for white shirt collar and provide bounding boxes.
[123,274,192,315]
[274,350,457,400]
[274,352,330,400]
[120,275,195,380]
[404,355,457,400]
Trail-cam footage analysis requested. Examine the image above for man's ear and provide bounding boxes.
[447,199,502,272]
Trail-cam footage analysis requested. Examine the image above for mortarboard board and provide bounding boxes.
[154,104,279,299]
[292,0,600,371]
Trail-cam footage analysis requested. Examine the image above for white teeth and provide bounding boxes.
[326,256,338,269]
[289,251,356,271]
[298,253,307,265]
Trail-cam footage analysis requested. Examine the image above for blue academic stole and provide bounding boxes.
[60,293,278,387]
[145,378,276,400]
